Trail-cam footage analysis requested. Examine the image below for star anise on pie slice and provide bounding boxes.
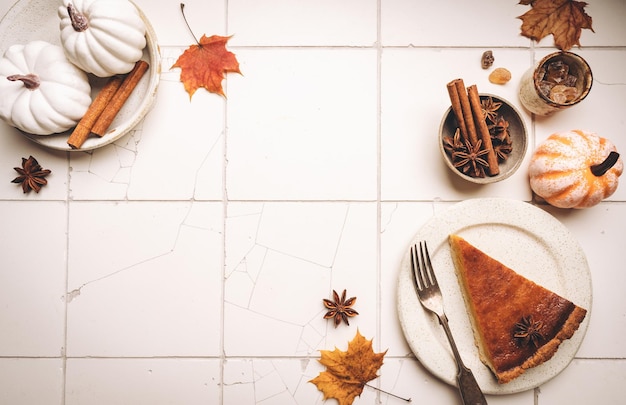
[11,155,51,193]
[323,289,358,327]
[514,315,544,348]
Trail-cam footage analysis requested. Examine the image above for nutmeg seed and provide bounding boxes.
[481,50,494,69]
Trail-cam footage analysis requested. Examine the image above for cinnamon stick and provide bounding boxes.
[91,60,149,137]
[453,79,479,146]
[446,80,469,144]
[67,75,124,149]
[467,84,499,176]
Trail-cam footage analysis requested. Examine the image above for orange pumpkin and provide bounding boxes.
[529,130,623,208]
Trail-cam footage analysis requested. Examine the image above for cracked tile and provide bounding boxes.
[66,201,223,357]
[224,202,377,356]
[380,201,450,355]
[69,141,142,200]
[224,358,338,405]
[0,0,624,402]
[69,46,224,202]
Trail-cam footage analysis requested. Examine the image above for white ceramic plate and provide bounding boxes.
[397,198,591,395]
[0,0,160,151]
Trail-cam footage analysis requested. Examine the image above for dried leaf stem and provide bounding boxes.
[180,3,200,45]
[365,383,412,402]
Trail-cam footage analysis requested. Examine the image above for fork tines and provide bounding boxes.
[411,241,436,291]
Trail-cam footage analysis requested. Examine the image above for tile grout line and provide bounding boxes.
[375,0,383,393]
[221,1,230,404]
[62,152,71,405]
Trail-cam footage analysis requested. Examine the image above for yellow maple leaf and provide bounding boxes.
[310,330,387,405]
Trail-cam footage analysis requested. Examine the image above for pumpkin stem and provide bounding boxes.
[7,74,40,90]
[590,151,620,176]
[67,3,89,32]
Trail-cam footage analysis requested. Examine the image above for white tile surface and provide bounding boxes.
[0,0,623,403]
[545,204,626,359]
[66,201,223,357]
[224,202,377,356]
[0,201,66,356]
[380,201,452,355]
[381,0,530,47]
[537,359,626,404]
[223,358,328,404]
[65,358,221,405]
[227,49,378,201]
[228,0,378,47]
[0,358,63,404]
[138,1,227,47]
[380,48,533,201]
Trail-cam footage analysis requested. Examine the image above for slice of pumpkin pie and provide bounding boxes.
[448,234,587,384]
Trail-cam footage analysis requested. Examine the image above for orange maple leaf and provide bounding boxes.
[518,0,593,51]
[172,34,241,99]
[310,330,387,405]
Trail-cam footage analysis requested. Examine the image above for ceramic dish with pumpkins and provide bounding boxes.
[0,0,160,151]
[439,91,527,184]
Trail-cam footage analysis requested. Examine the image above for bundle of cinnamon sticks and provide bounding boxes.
[68,60,149,149]
[446,78,499,177]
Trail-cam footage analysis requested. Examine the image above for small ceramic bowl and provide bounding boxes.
[0,0,160,151]
[439,94,527,184]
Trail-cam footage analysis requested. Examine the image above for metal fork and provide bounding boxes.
[411,241,487,405]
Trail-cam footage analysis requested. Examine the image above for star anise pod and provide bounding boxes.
[11,155,51,193]
[453,139,490,178]
[323,289,358,327]
[481,97,503,123]
[514,315,544,348]
[443,128,465,155]
[493,140,513,162]
[488,115,510,142]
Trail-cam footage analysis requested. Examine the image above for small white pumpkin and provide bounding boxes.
[0,40,92,135]
[58,0,146,77]
[529,130,623,208]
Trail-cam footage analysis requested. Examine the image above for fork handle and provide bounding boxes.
[458,365,487,405]
[439,314,488,405]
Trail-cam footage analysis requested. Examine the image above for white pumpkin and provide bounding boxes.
[0,40,92,135]
[58,0,146,77]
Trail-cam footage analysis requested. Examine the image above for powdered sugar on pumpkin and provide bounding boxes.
[529,130,623,208]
